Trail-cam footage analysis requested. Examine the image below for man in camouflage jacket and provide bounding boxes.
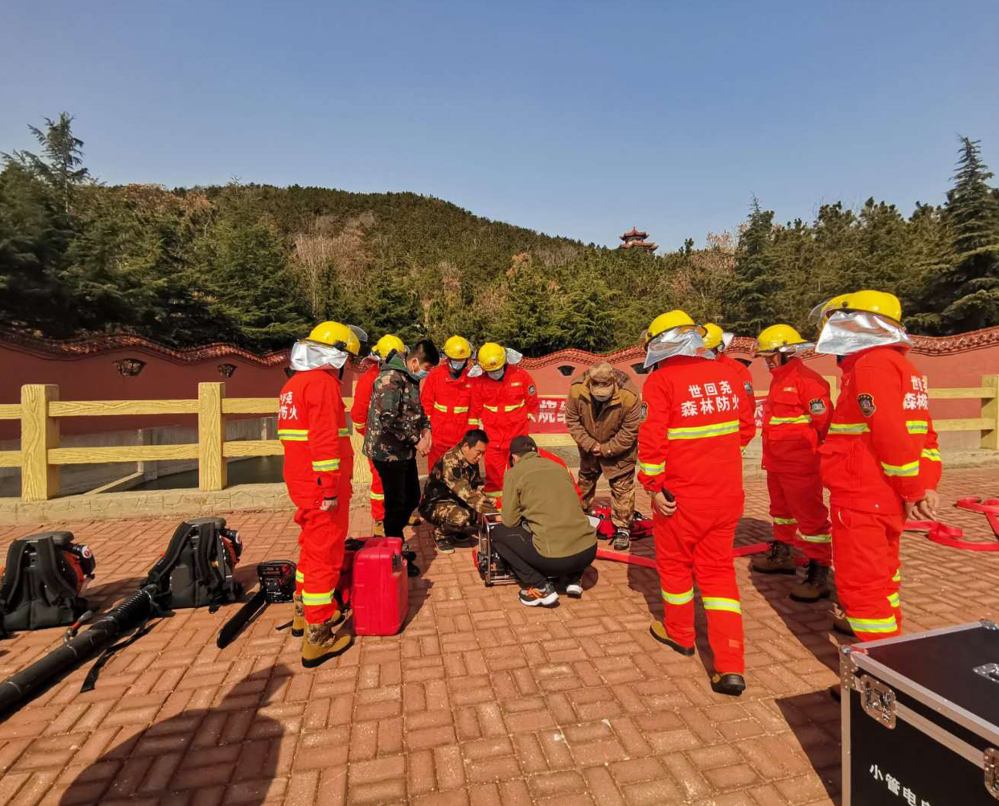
[419,429,495,552]
[362,340,438,537]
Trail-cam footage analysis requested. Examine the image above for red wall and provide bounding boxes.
[3,329,997,444]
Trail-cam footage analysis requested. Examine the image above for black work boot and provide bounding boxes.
[711,673,747,696]
[519,581,558,607]
[649,620,695,656]
[751,541,796,574]
[790,560,832,602]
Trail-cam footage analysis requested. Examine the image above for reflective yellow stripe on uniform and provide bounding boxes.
[467,418,482,426]
[666,420,739,440]
[828,422,869,435]
[769,415,811,426]
[847,615,897,634]
[892,569,902,583]
[312,459,341,472]
[484,490,502,498]
[801,533,831,544]
[662,588,694,605]
[881,459,919,477]
[639,461,665,476]
[887,593,900,608]
[921,448,942,462]
[295,570,304,583]
[773,517,797,525]
[370,492,385,501]
[702,597,742,614]
[433,402,448,413]
[454,406,469,413]
[301,590,334,606]
[483,405,499,413]
[906,420,929,435]
[338,427,351,437]
[505,402,525,412]
[278,428,309,441]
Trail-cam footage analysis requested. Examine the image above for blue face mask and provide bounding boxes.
[415,369,429,380]
[487,368,505,381]
[449,359,467,372]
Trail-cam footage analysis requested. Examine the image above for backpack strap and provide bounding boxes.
[0,539,29,613]
[34,537,79,607]
[145,521,198,589]
[195,521,229,612]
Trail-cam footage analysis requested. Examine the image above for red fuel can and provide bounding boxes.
[352,537,409,636]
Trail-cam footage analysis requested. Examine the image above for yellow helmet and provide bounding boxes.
[645,310,696,345]
[443,335,472,360]
[372,334,406,359]
[307,321,362,356]
[477,342,507,372]
[756,324,806,353]
[841,290,903,323]
[698,323,724,351]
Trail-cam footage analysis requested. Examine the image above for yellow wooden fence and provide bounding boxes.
[1,376,997,502]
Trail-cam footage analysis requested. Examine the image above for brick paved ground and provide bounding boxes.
[0,467,997,806]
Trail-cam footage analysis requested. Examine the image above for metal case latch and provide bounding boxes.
[857,674,896,729]
[984,748,999,800]
[976,664,999,685]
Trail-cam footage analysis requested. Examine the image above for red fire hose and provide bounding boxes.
[955,497,999,539]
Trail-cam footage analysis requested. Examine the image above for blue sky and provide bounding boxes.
[2,1,996,250]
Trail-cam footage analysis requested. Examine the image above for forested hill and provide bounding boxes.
[2,114,998,355]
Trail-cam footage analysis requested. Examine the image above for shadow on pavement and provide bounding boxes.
[60,663,290,805]
[775,691,843,802]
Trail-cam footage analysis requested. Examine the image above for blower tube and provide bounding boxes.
[0,586,160,717]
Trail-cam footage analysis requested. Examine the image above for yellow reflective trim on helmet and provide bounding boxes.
[639,461,666,476]
[769,415,811,426]
[847,614,898,633]
[662,588,694,605]
[921,448,942,462]
[880,460,919,477]
[702,597,742,614]
[312,459,340,472]
[301,590,334,606]
[906,420,929,435]
[667,420,739,440]
[828,422,870,435]
[801,533,831,544]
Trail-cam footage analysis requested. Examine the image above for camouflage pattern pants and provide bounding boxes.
[577,453,635,530]
[424,500,478,539]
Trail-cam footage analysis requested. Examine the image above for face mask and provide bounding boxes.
[643,327,704,369]
[487,369,505,381]
[413,367,429,380]
[290,341,349,372]
[591,386,613,401]
[449,359,467,372]
[815,311,910,356]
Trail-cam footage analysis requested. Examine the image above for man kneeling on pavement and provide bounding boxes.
[492,436,598,607]
[419,429,496,553]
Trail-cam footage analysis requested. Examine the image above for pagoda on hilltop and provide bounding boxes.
[619,226,658,253]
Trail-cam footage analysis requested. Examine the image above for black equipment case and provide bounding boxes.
[841,620,999,805]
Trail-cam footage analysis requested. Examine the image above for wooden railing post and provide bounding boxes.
[983,374,999,451]
[21,384,59,501]
[823,375,839,405]
[198,382,227,491]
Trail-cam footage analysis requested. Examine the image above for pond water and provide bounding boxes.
[132,455,285,491]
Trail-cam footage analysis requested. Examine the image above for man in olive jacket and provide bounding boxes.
[565,362,642,550]
[494,436,598,607]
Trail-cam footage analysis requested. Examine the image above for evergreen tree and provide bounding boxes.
[724,198,779,335]
[936,137,999,331]
[2,113,89,213]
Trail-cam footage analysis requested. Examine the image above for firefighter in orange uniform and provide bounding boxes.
[815,291,941,641]
[421,336,475,472]
[750,325,834,600]
[350,334,406,536]
[468,343,540,504]
[280,321,365,667]
[638,311,755,696]
[700,323,757,441]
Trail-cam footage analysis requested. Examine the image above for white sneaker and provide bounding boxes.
[566,583,583,599]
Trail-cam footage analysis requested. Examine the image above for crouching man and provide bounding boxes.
[493,436,598,607]
[419,429,496,554]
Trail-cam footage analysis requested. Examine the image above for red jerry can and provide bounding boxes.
[351,537,409,636]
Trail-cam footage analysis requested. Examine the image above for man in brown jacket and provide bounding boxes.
[565,362,642,550]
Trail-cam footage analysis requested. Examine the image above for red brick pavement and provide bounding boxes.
[0,467,997,805]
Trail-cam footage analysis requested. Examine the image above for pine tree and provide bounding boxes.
[936,137,999,331]
[724,198,779,335]
[2,113,90,213]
